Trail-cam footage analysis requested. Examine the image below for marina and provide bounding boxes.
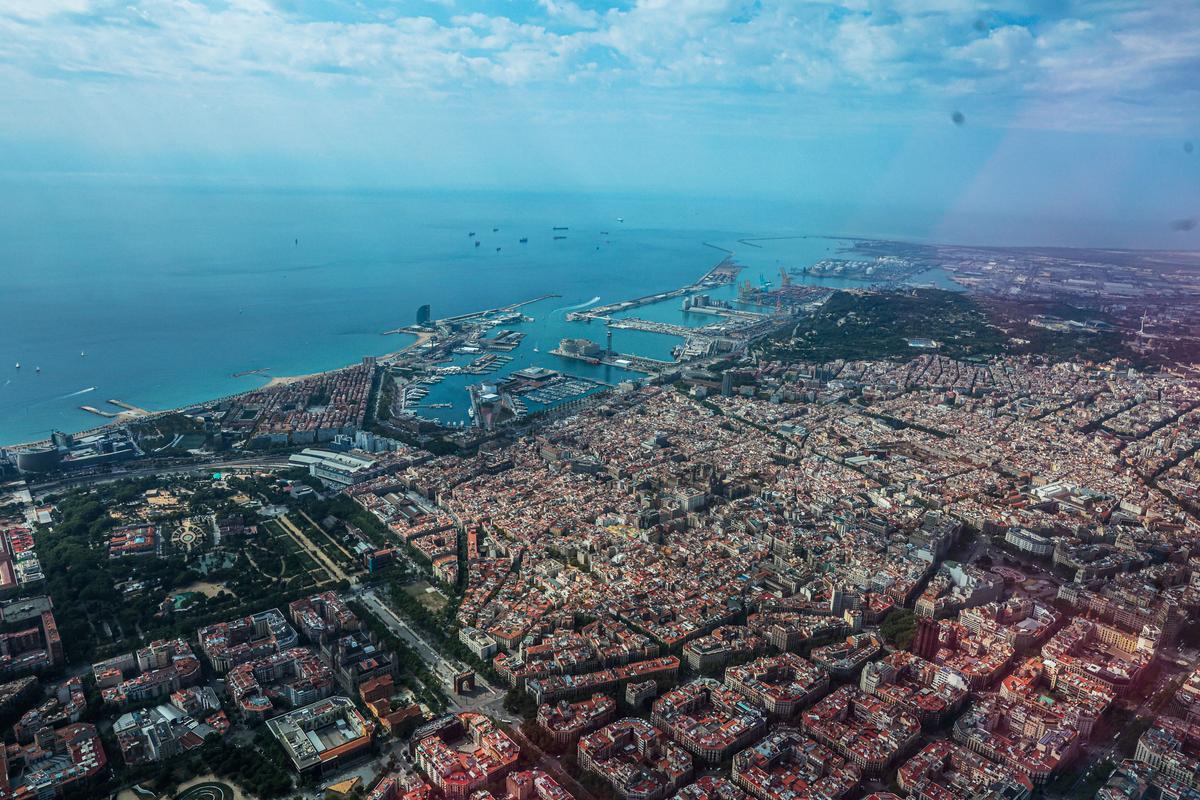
[520,376,599,404]
[79,399,152,420]
[322,257,791,431]
[461,354,513,375]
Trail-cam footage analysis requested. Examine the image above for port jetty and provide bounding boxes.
[79,400,152,421]
[382,294,558,336]
[547,347,674,373]
[566,256,742,321]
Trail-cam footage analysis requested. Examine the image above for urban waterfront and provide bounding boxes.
[0,182,928,444]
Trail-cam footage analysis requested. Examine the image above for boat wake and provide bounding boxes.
[59,386,96,399]
[553,296,600,315]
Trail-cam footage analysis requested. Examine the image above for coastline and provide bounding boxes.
[0,294,546,450]
[3,229,949,448]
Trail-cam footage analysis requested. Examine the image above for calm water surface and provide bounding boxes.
[0,182,941,443]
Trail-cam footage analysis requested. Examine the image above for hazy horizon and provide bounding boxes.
[5,174,1197,252]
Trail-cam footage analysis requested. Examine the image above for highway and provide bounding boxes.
[26,455,294,495]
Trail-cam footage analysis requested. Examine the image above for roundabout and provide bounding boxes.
[175,782,236,800]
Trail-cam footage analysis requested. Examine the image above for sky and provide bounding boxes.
[0,0,1198,246]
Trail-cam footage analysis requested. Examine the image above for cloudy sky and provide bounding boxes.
[1,0,1198,243]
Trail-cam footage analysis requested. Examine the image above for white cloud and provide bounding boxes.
[537,0,600,30]
[0,0,1196,133]
[0,0,94,18]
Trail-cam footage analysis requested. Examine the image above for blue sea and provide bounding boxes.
[0,180,952,444]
